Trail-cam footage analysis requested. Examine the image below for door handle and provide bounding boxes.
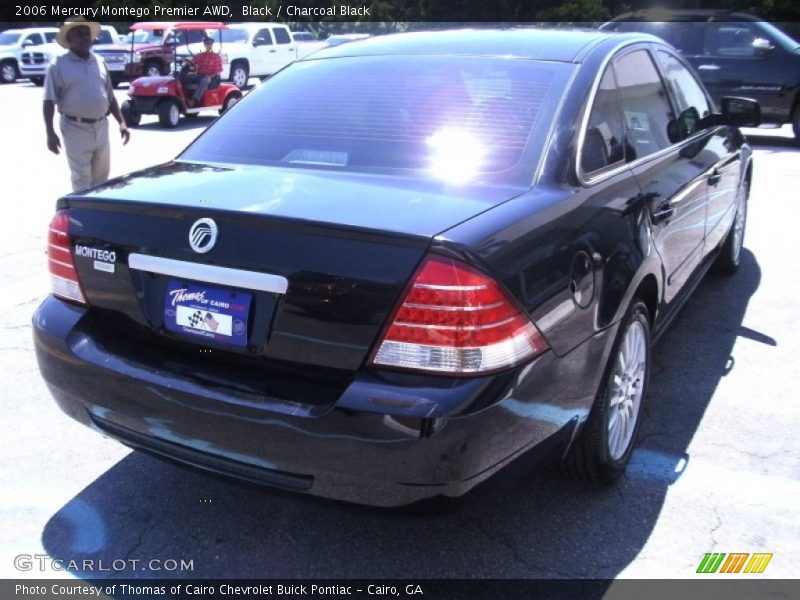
[697,63,721,71]
[269,49,276,53]
[650,205,675,224]
[708,170,722,186]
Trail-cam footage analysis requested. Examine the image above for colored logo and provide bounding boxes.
[696,552,773,574]
[189,218,218,254]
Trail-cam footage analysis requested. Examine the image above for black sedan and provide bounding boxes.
[34,29,759,506]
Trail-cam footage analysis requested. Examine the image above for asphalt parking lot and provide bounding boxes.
[1,77,798,580]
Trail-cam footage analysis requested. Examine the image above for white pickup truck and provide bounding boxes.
[180,23,326,87]
[19,26,120,86]
[0,27,58,83]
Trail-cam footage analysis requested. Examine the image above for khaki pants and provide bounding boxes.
[60,115,110,192]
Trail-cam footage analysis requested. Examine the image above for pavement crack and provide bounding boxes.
[709,506,723,548]
[469,518,575,577]
[109,511,163,578]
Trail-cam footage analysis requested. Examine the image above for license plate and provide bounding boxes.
[164,280,251,347]
[106,63,125,71]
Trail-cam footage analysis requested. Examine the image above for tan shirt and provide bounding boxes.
[44,51,114,120]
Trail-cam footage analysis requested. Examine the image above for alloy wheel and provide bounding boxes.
[607,320,647,461]
[732,193,747,264]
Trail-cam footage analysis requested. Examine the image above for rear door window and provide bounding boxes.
[272,28,291,45]
[581,66,626,176]
[612,49,675,159]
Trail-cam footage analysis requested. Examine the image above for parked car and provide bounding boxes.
[176,23,320,88]
[0,27,57,83]
[324,33,371,47]
[33,29,758,507]
[19,25,120,86]
[601,10,800,140]
[291,31,316,42]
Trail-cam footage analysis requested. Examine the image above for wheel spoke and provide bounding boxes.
[608,408,620,433]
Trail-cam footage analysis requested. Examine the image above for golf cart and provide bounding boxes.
[120,22,242,129]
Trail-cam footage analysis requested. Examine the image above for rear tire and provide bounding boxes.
[157,99,181,128]
[30,76,44,86]
[121,99,140,127]
[229,61,249,88]
[715,175,749,275]
[562,300,651,484]
[1,60,18,84]
[792,104,800,143]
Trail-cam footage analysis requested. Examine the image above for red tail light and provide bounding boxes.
[371,254,548,374]
[48,210,86,304]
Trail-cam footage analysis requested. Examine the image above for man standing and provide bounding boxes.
[188,36,223,108]
[43,17,130,191]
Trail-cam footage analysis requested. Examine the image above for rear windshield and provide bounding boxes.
[182,56,570,185]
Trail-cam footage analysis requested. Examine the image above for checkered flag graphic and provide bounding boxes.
[188,310,204,327]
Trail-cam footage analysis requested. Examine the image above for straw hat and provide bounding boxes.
[56,16,101,49]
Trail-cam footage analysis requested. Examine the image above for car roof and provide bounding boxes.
[3,27,58,33]
[608,9,762,22]
[227,23,286,29]
[129,22,226,31]
[310,28,657,63]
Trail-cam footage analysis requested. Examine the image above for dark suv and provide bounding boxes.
[601,10,800,140]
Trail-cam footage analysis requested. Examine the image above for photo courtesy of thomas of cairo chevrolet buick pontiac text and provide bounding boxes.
[33,29,759,506]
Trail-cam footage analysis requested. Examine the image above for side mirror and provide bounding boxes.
[752,37,775,56]
[720,96,761,128]
[22,39,34,48]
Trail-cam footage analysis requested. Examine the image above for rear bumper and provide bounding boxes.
[33,296,613,506]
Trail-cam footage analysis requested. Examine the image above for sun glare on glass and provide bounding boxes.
[427,127,485,184]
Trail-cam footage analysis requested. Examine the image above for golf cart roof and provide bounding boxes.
[129,22,227,31]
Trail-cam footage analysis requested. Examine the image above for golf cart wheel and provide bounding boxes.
[158,99,181,128]
[220,92,242,116]
[121,100,141,127]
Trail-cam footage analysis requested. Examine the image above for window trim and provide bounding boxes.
[579,63,627,179]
